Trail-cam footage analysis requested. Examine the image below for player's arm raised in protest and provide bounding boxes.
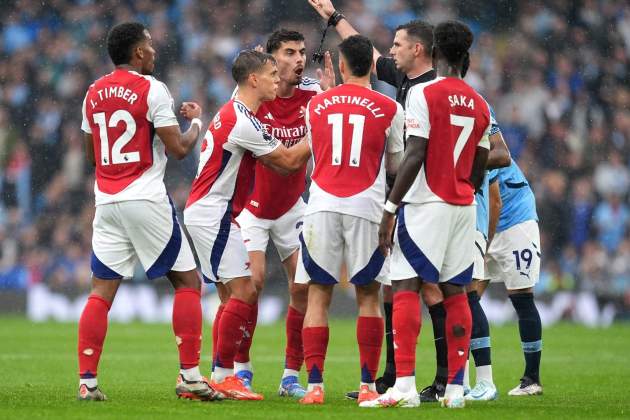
[154,102,203,160]
[308,0,381,71]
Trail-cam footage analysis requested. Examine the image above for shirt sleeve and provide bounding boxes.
[488,104,501,136]
[478,123,491,150]
[304,101,313,145]
[147,79,179,128]
[81,92,92,134]
[386,102,405,153]
[230,112,281,157]
[376,56,402,87]
[405,85,430,139]
[488,168,500,184]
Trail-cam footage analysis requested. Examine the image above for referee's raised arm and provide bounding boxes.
[308,0,381,73]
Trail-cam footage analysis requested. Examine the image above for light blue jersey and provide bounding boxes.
[490,160,538,232]
[475,104,501,238]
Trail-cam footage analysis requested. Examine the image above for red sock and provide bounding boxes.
[78,294,111,378]
[393,291,421,377]
[285,306,305,371]
[212,304,225,369]
[443,293,472,385]
[357,316,384,383]
[216,298,252,369]
[302,326,329,384]
[172,288,202,369]
[235,302,258,363]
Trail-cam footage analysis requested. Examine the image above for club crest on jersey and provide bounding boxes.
[449,94,475,109]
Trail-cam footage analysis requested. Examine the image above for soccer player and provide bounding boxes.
[364,21,490,409]
[233,29,334,398]
[296,34,404,405]
[308,0,443,397]
[78,22,220,401]
[477,159,544,396]
[463,105,504,402]
[184,50,311,400]
[310,1,513,401]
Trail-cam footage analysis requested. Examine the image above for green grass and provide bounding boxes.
[0,318,629,419]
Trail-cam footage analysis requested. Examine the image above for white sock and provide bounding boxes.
[307,382,323,391]
[463,359,471,389]
[213,366,233,383]
[282,368,299,379]
[394,376,416,393]
[234,361,253,374]
[444,384,464,399]
[476,365,493,384]
[360,382,376,392]
[180,366,202,382]
[80,377,97,388]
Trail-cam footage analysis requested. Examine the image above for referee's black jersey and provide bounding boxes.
[376,56,436,108]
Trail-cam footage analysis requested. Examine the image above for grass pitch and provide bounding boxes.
[0,317,628,419]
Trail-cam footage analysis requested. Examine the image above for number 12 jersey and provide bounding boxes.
[81,68,179,206]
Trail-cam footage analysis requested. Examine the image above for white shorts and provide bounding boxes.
[295,211,389,286]
[472,230,488,280]
[236,198,305,261]
[186,221,251,284]
[390,202,475,284]
[486,220,540,290]
[91,197,196,280]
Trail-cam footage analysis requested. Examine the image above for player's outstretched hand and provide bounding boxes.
[317,51,335,91]
[378,212,396,257]
[308,0,335,19]
[180,102,202,120]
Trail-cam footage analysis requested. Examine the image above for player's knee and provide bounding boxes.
[289,283,308,312]
[422,282,444,304]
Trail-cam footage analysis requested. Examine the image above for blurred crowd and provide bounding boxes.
[1,0,630,319]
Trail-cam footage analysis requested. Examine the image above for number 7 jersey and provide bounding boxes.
[81,69,178,206]
[404,77,491,206]
[305,84,404,223]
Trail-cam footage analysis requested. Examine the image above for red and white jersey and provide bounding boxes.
[81,69,179,206]
[244,77,321,219]
[184,99,281,226]
[305,84,404,223]
[404,77,491,206]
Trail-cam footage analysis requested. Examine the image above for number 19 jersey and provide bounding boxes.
[305,83,404,223]
[81,69,178,206]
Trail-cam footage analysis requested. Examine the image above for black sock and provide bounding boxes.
[509,292,542,383]
[428,302,448,385]
[468,291,491,367]
[383,301,395,378]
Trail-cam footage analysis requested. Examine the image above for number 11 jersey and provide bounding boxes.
[304,83,404,223]
[81,68,179,206]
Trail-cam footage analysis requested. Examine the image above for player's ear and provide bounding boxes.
[249,72,258,88]
[134,45,144,61]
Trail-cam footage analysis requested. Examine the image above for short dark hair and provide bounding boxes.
[232,50,277,84]
[107,22,147,66]
[433,21,474,66]
[266,29,305,53]
[395,20,434,57]
[338,35,373,77]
